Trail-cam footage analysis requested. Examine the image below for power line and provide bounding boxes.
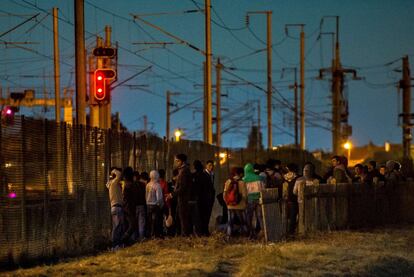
[189,0,257,51]
[19,0,201,93]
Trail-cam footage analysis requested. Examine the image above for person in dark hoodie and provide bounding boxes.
[121,167,139,245]
[283,163,300,235]
[166,169,179,236]
[199,160,216,236]
[171,153,194,236]
[191,160,207,235]
[134,171,146,241]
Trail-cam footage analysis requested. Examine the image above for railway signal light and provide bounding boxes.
[93,47,116,58]
[1,106,18,125]
[94,69,116,102]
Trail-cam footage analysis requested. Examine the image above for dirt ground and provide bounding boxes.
[4,225,414,276]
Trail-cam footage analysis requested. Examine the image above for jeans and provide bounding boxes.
[136,205,146,240]
[147,205,162,237]
[189,201,201,236]
[246,200,263,237]
[111,206,124,247]
[288,202,298,235]
[227,209,248,237]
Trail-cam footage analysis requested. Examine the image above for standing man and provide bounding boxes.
[106,167,124,250]
[171,154,194,236]
[200,160,216,236]
[122,167,139,245]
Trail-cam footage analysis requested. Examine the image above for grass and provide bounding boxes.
[4,225,414,276]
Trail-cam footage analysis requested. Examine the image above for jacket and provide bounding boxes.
[106,169,123,207]
[174,164,194,203]
[146,170,164,207]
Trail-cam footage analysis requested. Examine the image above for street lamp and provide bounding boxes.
[174,129,182,142]
[218,151,228,165]
[343,141,352,163]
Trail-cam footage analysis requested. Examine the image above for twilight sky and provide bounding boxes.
[1,0,414,151]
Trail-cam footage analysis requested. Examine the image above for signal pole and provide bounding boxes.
[52,7,61,123]
[74,0,86,125]
[89,54,99,127]
[318,16,360,154]
[247,11,273,149]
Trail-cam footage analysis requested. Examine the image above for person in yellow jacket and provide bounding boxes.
[223,167,248,238]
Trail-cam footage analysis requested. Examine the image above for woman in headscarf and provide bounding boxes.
[243,163,266,239]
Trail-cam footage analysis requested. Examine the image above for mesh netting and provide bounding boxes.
[0,116,322,265]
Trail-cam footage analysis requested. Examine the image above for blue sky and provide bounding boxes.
[1,0,414,151]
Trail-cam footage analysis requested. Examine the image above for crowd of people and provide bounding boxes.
[105,154,215,250]
[106,153,405,250]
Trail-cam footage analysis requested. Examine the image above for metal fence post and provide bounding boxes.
[21,116,27,244]
[94,127,99,246]
[43,119,49,257]
[62,122,68,251]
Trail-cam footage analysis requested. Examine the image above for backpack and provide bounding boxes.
[224,179,242,206]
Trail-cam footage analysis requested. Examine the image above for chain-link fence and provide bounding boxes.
[0,116,322,267]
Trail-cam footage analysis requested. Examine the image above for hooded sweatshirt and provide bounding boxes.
[106,168,123,207]
[146,170,164,207]
[333,164,351,184]
[293,164,320,203]
[243,163,265,202]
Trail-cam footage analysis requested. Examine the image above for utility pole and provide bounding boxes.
[216,58,223,147]
[332,16,341,155]
[318,16,360,154]
[285,24,305,149]
[203,62,207,142]
[205,0,213,144]
[293,69,299,148]
[52,7,61,123]
[74,0,86,125]
[131,11,209,141]
[247,11,272,149]
[282,67,299,148]
[300,26,305,150]
[266,12,272,150]
[401,56,412,161]
[166,91,171,141]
